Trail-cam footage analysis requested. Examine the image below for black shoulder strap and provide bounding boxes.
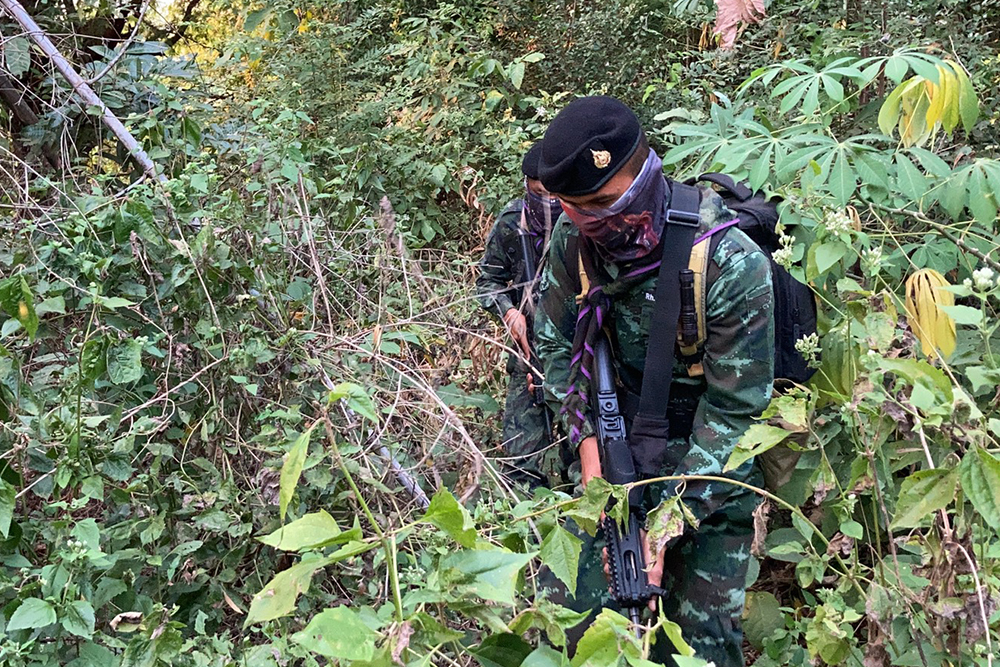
[638,182,702,418]
[565,232,581,294]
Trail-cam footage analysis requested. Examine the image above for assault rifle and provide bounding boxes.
[516,228,553,439]
[591,333,665,632]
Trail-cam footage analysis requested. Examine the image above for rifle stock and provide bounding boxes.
[591,333,664,631]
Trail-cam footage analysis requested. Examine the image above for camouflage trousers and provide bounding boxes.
[541,488,758,666]
[500,365,560,491]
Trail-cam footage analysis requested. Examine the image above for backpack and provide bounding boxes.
[686,173,817,386]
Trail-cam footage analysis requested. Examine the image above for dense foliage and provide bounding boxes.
[1,0,999,665]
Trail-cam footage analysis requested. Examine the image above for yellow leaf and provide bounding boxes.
[905,269,956,359]
[925,74,944,130]
[940,63,960,132]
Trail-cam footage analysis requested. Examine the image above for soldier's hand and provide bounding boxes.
[640,529,665,611]
[579,436,602,487]
[502,308,531,357]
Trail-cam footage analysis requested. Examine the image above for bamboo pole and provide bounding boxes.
[0,0,165,182]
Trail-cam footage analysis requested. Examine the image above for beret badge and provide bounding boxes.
[591,149,612,169]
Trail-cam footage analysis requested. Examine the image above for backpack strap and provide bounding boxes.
[637,182,702,419]
[678,237,710,359]
[566,233,591,305]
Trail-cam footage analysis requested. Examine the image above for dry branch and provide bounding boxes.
[0,0,164,181]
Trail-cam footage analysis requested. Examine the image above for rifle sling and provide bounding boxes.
[637,182,702,418]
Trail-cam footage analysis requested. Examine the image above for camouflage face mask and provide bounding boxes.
[523,186,563,236]
[561,149,667,262]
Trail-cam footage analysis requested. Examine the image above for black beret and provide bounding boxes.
[539,96,643,196]
[521,141,543,180]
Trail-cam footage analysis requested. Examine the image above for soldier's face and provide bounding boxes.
[555,169,637,212]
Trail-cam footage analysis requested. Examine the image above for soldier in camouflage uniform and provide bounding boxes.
[533,97,775,666]
[476,143,564,491]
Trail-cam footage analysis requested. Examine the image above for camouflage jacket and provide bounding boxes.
[534,187,775,522]
[476,199,546,321]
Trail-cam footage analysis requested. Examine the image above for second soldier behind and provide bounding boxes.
[476,142,564,491]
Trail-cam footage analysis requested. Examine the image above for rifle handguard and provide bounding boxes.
[591,334,665,614]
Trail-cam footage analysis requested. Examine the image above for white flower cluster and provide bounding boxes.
[972,267,995,291]
[861,246,883,274]
[771,234,796,270]
[822,209,854,235]
[795,332,821,368]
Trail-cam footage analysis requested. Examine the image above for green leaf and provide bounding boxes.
[441,549,535,604]
[245,555,329,626]
[960,446,1000,532]
[471,633,534,667]
[190,173,209,194]
[279,424,317,522]
[659,618,695,657]
[878,357,953,402]
[742,591,784,650]
[292,607,378,660]
[35,296,66,317]
[329,382,379,422]
[564,478,612,536]
[0,478,14,539]
[894,154,927,203]
[965,366,1000,393]
[5,37,30,77]
[938,304,983,327]
[748,146,772,191]
[7,598,56,631]
[539,525,583,596]
[62,600,96,639]
[645,496,686,563]
[884,56,908,83]
[72,519,102,552]
[435,383,500,413]
[891,468,959,529]
[522,645,569,667]
[669,658,711,667]
[841,520,864,539]
[95,296,133,310]
[805,604,851,664]
[571,609,632,667]
[421,488,477,548]
[939,168,969,218]
[829,152,856,206]
[258,510,359,551]
[725,424,792,472]
[951,63,979,132]
[878,84,905,136]
[107,338,143,385]
[813,240,848,277]
[509,61,525,89]
[967,167,998,225]
[67,643,119,667]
